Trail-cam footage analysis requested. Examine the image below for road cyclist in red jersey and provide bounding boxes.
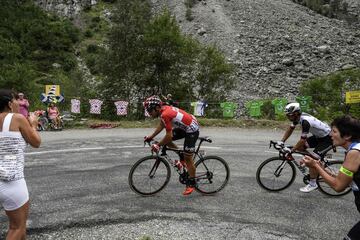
[144,96,200,195]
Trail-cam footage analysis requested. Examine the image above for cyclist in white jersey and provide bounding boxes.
[0,89,41,240]
[278,103,333,193]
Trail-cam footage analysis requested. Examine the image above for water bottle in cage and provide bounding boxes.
[174,160,184,174]
[293,160,307,174]
[298,164,307,174]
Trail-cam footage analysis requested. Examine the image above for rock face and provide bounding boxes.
[34,0,97,18]
[151,0,360,102]
[346,0,360,20]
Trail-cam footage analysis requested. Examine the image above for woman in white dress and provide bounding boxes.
[0,89,41,240]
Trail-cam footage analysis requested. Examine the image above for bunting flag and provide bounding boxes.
[190,101,208,116]
[245,100,263,117]
[71,99,81,114]
[89,99,103,114]
[114,101,129,116]
[220,102,238,118]
[271,98,287,116]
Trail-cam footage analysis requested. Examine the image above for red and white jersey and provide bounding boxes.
[160,105,199,133]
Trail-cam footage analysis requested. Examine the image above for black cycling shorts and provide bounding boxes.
[172,128,199,153]
[344,220,360,240]
[306,135,333,154]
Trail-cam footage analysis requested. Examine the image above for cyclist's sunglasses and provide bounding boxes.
[146,107,155,113]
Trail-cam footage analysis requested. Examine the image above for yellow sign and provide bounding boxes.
[346,90,360,104]
[45,85,60,96]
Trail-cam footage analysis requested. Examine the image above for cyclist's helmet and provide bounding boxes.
[284,102,301,115]
[144,95,162,112]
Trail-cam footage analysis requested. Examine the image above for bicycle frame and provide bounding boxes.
[148,137,212,179]
[270,141,337,181]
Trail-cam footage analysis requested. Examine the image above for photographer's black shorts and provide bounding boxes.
[172,128,199,153]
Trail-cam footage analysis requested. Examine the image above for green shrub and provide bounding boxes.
[87,44,99,53]
[299,68,360,120]
[261,100,275,120]
[0,0,80,105]
[92,16,101,23]
[84,29,94,38]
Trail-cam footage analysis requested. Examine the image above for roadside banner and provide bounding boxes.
[245,100,263,117]
[296,96,312,112]
[346,90,360,104]
[220,102,237,118]
[271,98,287,116]
[41,85,64,103]
[45,85,61,96]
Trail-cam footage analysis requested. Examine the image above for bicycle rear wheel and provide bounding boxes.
[128,156,171,196]
[317,160,351,196]
[194,156,230,194]
[38,117,49,131]
[256,157,296,191]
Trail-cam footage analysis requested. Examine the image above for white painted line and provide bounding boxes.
[26,147,106,155]
[200,146,221,149]
[26,145,222,155]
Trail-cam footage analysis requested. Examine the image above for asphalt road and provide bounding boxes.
[0,128,357,240]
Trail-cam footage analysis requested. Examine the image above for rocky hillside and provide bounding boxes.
[34,0,97,17]
[151,0,360,102]
[34,0,360,102]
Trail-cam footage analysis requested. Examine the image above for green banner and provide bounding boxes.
[220,102,237,118]
[245,100,264,117]
[296,96,312,112]
[271,98,288,115]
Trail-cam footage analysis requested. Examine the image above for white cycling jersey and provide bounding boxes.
[291,113,331,138]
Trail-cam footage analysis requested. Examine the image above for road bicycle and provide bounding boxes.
[36,110,64,131]
[256,140,351,196]
[128,136,230,196]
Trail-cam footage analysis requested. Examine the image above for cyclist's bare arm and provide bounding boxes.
[293,138,307,152]
[158,130,173,147]
[148,121,165,139]
[166,140,178,149]
[281,126,295,142]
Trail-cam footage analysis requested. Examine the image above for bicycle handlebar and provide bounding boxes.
[269,140,292,152]
[269,140,329,160]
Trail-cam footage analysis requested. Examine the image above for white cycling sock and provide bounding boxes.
[309,179,317,186]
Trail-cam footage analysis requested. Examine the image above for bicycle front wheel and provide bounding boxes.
[194,156,230,194]
[317,160,351,197]
[128,156,171,196]
[256,157,296,191]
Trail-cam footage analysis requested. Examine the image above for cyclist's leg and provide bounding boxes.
[311,135,333,176]
[181,130,199,195]
[171,128,186,158]
[300,136,319,192]
[344,220,360,240]
[183,131,200,179]
[313,135,333,155]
